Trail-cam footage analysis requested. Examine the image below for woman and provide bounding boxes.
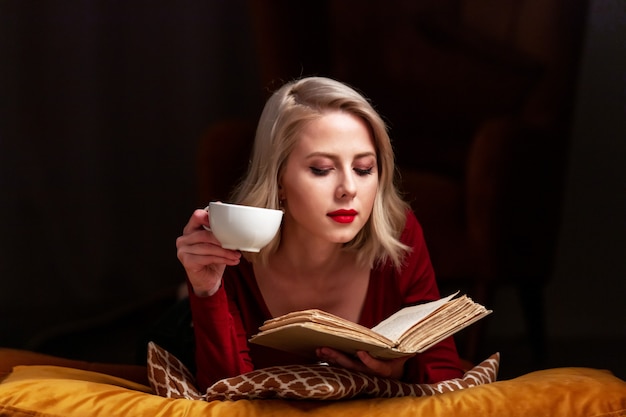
[176,77,463,391]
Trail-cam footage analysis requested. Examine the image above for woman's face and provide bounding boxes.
[279,111,379,246]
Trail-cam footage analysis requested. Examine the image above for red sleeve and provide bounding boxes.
[398,211,464,383]
[188,283,253,391]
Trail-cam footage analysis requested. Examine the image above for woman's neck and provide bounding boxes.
[255,237,370,320]
[269,235,353,281]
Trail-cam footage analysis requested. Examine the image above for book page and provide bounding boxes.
[396,299,492,350]
[249,323,406,359]
[260,309,373,335]
[370,292,458,342]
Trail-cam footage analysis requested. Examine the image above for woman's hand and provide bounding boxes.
[316,347,411,380]
[176,209,242,297]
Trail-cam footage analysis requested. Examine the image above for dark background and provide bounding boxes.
[1,0,624,379]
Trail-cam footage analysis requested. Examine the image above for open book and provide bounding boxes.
[249,292,492,359]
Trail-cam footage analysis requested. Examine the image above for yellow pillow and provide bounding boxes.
[2,365,151,392]
[0,363,625,417]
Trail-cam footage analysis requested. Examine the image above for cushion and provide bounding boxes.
[2,364,151,393]
[147,342,500,400]
[1,361,625,417]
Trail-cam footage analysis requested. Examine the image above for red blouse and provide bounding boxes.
[189,210,463,391]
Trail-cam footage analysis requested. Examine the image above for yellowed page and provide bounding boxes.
[248,323,411,359]
[371,292,458,341]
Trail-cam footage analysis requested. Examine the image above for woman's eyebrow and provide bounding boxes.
[305,151,335,160]
[305,151,376,160]
[354,152,377,160]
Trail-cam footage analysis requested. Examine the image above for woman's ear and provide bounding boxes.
[277,183,286,209]
[277,177,285,200]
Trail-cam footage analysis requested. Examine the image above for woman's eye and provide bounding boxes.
[354,167,374,176]
[310,167,331,176]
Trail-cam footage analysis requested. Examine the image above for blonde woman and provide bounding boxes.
[176,77,463,391]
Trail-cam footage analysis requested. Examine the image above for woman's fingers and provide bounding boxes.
[182,209,211,235]
[177,235,241,260]
[176,212,240,263]
[176,209,242,297]
[355,351,393,378]
[316,347,409,380]
[316,347,367,372]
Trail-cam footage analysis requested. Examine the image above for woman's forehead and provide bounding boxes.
[291,113,376,154]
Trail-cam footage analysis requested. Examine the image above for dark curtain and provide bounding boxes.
[0,0,262,349]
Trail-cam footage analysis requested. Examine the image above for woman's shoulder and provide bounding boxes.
[399,209,425,245]
[374,209,425,273]
[375,209,435,297]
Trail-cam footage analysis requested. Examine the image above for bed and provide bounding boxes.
[1,345,624,417]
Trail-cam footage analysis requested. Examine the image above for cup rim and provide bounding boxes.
[209,201,283,214]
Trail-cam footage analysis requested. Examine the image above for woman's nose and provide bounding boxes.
[336,172,357,199]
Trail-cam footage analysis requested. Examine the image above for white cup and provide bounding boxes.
[205,202,283,252]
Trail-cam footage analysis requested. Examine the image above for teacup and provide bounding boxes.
[205,202,283,252]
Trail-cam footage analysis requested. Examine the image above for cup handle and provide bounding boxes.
[203,205,212,231]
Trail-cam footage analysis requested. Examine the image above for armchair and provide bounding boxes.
[233,0,566,365]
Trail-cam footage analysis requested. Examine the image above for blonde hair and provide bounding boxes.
[231,77,410,268]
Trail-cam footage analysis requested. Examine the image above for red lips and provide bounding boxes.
[327,209,358,224]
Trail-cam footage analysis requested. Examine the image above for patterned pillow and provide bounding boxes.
[147,342,203,400]
[147,342,499,401]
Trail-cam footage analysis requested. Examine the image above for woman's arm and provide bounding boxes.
[188,283,253,391]
[176,209,251,390]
